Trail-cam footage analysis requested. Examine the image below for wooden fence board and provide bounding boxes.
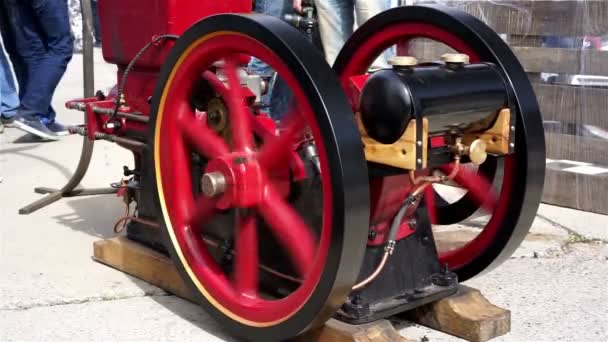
[545,133,608,166]
[513,47,608,76]
[533,84,608,129]
[408,42,608,77]
[414,0,608,36]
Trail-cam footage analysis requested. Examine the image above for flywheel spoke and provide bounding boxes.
[187,195,218,231]
[233,210,259,297]
[180,114,230,159]
[440,163,498,213]
[257,184,316,277]
[224,56,254,152]
[257,111,307,171]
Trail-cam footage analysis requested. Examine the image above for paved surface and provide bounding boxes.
[1,49,607,342]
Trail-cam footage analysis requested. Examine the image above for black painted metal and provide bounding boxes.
[148,14,370,341]
[337,206,458,324]
[360,62,508,143]
[334,5,546,281]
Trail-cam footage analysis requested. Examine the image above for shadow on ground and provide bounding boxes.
[54,194,238,341]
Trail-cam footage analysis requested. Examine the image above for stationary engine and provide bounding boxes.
[60,2,545,341]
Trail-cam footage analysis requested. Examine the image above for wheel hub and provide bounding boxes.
[205,153,264,209]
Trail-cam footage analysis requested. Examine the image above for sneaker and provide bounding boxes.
[46,121,69,136]
[0,115,15,127]
[13,116,59,141]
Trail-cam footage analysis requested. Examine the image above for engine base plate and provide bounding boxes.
[337,206,459,324]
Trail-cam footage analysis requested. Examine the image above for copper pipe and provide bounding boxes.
[409,156,461,186]
[353,156,462,291]
[352,251,390,291]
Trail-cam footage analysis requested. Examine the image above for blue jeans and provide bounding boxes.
[248,0,292,120]
[315,0,388,65]
[0,39,19,118]
[0,0,73,124]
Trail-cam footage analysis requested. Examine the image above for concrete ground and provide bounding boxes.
[1,50,607,342]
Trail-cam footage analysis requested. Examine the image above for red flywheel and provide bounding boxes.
[334,5,546,281]
[149,14,370,342]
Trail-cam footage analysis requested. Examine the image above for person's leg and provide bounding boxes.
[247,0,294,120]
[0,0,58,139]
[27,0,74,129]
[314,0,354,65]
[92,0,102,46]
[0,39,19,122]
[355,0,391,68]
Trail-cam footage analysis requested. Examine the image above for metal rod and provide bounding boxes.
[91,106,149,123]
[35,187,117,196]
[19,0,97,215]
[93,132,147,150]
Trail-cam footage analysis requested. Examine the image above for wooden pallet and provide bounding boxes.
[93,237,510,342]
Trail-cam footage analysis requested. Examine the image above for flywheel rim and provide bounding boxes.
[333,5,545,281]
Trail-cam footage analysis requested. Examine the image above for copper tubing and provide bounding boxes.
[352,251,390,291]
[352,157,462,291]
[409,156,461,186]
[114,214,160,233]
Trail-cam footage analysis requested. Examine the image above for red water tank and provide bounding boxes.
[98,0,252,68]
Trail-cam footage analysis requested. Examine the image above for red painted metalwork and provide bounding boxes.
[155,32,334,323]
[98,0,252,68]
[430,136,446,148]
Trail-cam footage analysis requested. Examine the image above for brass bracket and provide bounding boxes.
[356,114,428,170]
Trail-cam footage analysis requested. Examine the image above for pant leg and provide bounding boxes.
[314,0,354,65]
[247,0,293,120]
[5,0,73,122]
[0,0,27,101]
[355,0,391,68]
[0,39,20,117]
[28,0,74,123]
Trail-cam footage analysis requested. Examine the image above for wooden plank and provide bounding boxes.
[405,285,511,342]
[297,319,412,342]
[463,108,512,155]
[93,237,197,303]
[358,116,429,170]
[513,47,608,76]
[542,166,608,215]
[413,0,608,36]
[545,133,608,165]
[534,83,608,129]
[93,237,413,341]
[93,237,512,341]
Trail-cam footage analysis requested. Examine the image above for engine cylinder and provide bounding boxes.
[359,62,509,144]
